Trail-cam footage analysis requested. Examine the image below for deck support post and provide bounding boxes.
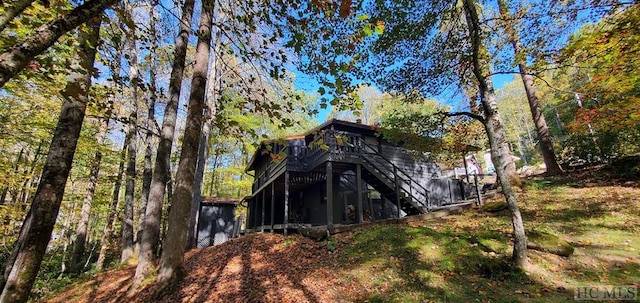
[356,164,364,223]
[326,162,333,229]
[253,199,258,229]
[394,166,401,218]
[368,190,374,221]
[261,190,265,232]
[284,171,289,236]
[270,181,275,231]
[474,174,483,206]
[462,152,470,183]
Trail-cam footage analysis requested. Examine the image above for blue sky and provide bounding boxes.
[293,70,515,123]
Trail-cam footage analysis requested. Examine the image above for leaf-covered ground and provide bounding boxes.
[41,171,640,302]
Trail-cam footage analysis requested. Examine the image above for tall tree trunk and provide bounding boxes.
[497,0,562,175]
[0,17,101,303]
[155,0,213,293]
[95,36,124,272]
[189,118,209,249]
[133,0,195,285]
[0,0,116,88]
[134,1,158,270]
[137,54,157,258]
[158,161,172,256]
[120,21,140,263]
[463,0,527,268]
[69,117,109,273]
[95,133,129,272]
[188,22,223,248]
[0,0,35,32]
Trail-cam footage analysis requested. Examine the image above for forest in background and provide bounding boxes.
[0,0,637,301]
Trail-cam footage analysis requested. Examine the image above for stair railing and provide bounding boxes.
[358,138,431,211]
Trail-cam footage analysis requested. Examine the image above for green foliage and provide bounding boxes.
[326,236,336,252]
[204,73,317,199]
[495,78,543,166]
[283,238,295,248]
[0,1,77,81]
[368,91,486,164]
[376,93,446,149]
[0,203,27,255]
[0,49,70,252]
[31,248,75,300]
[542,5,640,161]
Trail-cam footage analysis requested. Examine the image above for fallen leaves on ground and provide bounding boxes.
[43,234,348,303]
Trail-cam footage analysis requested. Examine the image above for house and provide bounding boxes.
[196,197,242,247]
[243,119,476,233]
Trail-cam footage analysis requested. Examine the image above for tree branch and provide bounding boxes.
[0,0,118,88]
[442,110,485,123]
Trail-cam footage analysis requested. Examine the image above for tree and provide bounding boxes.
[461,0,527,267]
[187,14,225,248]
[0,17,101,302]
[95,135,128,272]
[137,1,160,259]
[94,30,126,272]
[133,0,196,285]
[119,1,142,263]
[0,0,117,87]
[495,78,539,165]
[496,0,563,175]
[155,0,214,293]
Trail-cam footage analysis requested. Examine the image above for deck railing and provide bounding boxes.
[251,147,289,192]
[359,139,431,212]
[306,129,361,166]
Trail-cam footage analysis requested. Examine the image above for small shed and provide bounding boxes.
[196,197,240,248]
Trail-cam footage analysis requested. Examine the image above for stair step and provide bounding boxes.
[361,157,429,215]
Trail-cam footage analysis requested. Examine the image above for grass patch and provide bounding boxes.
[330,177,640,302]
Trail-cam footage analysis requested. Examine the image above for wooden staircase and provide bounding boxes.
[359,141,431,215]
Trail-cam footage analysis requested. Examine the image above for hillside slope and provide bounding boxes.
[42,175,640,303]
